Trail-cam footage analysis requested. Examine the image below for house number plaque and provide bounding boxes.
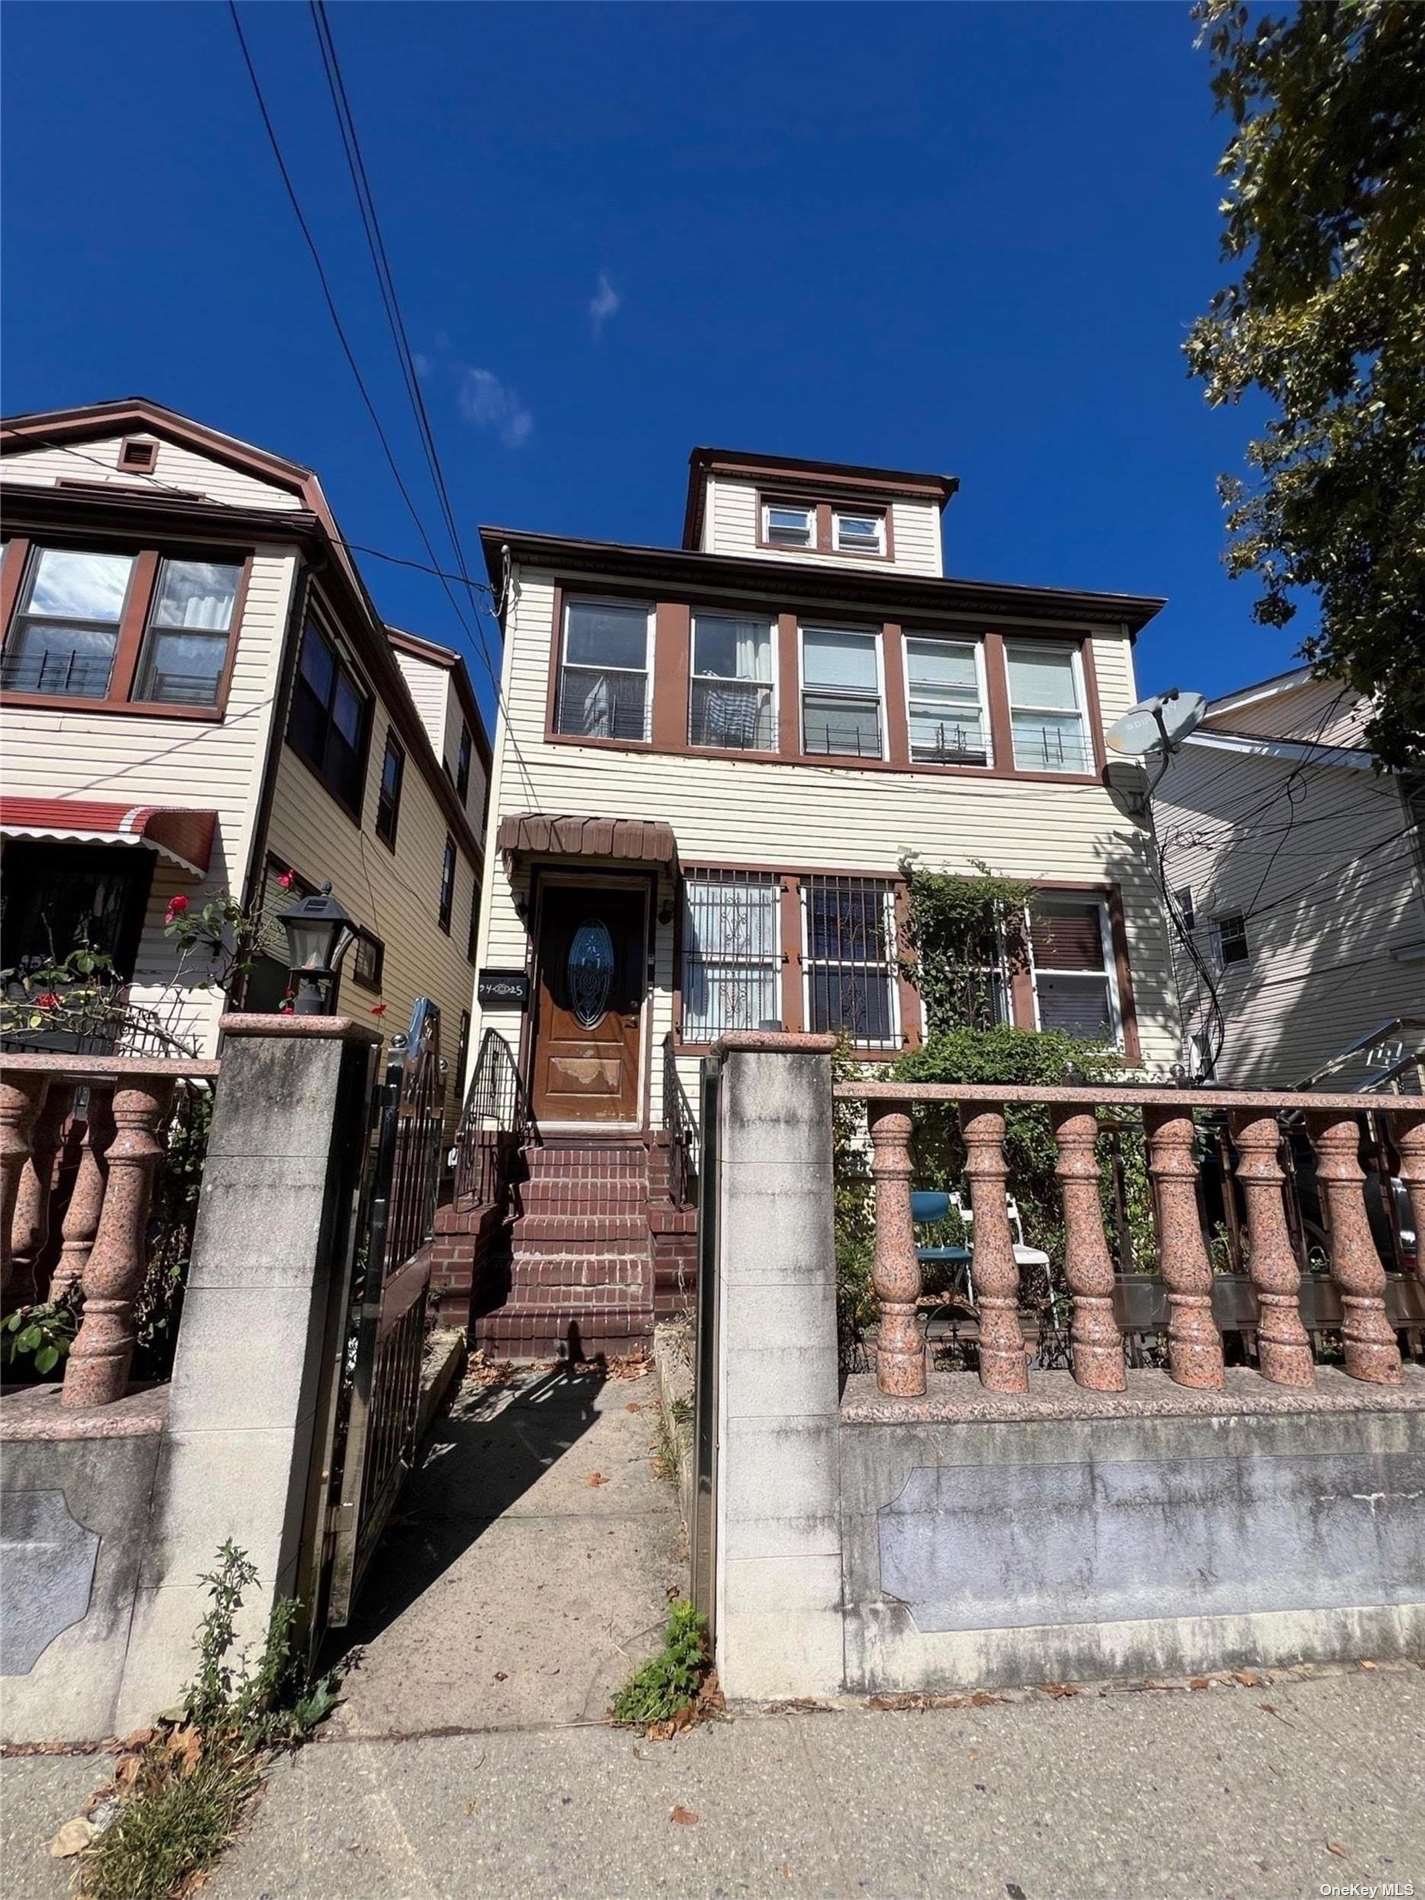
[477,968,530,1010]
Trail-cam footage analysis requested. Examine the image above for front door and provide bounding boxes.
[530,883,646,1123]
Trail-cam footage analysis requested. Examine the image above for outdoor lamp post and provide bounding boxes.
[279,881,357,1016]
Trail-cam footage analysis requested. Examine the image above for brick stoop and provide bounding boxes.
[464,1134,690,1362]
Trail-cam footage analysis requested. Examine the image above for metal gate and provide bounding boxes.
[689,1055,720,1636]
[317,997,445,1633]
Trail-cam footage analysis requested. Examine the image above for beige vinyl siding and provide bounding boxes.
[440,683,489,831]
[471,568,1179,1120]
[266,661,479,1123]
[392,649,450,756]
[0,547,298,1053]
[1,436,303,511]
[1205,676,1375,749]
[702,477,943,577]
[1154,744,1424,1085]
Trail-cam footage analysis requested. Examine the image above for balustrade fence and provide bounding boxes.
[662,1033,699,1208]
[452,1027,538,1209]
[0,1052,220,1408]
[835,1080,1425,1398]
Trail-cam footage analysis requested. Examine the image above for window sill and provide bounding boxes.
[0,690,226,721]
[546,730,656,753]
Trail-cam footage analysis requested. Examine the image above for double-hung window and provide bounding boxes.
[1005,642,1093,774]
[438,835,457,933]
[375,732,404,847]
[801,626,883,758]
[455,721,472,800]
[287,621,370,814]
[680,870,781,1042]
[689,612,775,751]
[1212,912,1249,969]
[1029,896,1120,1044]
[555,599,652,742]
[133,559,243,706]
[3,548,135,698]
[905,637,990,766]
[802,875,900,1050]
[763,502,813,549]
[833,509,885,555]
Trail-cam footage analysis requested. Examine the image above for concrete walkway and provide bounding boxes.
[209,1665,1425,1900]
[326,1361,684,1736]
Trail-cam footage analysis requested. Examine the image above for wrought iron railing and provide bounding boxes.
[453,1027,538,1207]
[663,1032,699,1207]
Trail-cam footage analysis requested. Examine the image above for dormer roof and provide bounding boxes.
[681,447,959,551]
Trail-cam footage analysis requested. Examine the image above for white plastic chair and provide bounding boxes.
[946,1189,1050,1302]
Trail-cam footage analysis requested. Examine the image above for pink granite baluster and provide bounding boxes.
[963,1106,1029,1393]
[1394,1110,1425,1286]
[63,1078,174,1408]
[50,1085,116,1300]
[1307,1111,1402,1385]
[1052,1105,1125,1391]
[1,1073,48,1304]
[9,1081,75,1305]
[1228,1109,1314,1387]
[869,1103,926,1396]
[1144,1107,1224,1389]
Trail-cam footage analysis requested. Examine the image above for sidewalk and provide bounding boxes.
[210,1665,1425,1900]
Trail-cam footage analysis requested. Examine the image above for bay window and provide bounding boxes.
[689,612,775,750]
[133,559,242,705]
[1029,896,1120,1044]
[905,636,990,765]
[801,626,883,758]
[555,598,652,742]
[1005,642,1092,774]
[2,547,134,698]
[803,874,899,1050]
[680,870,781,1042]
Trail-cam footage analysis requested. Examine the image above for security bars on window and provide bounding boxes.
[802,875,900,1050]
[680,870,781,1041]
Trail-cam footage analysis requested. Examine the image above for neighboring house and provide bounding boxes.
[460,444,1180,1354]
[1153,665,1425,1087]
[0,397,489,1113]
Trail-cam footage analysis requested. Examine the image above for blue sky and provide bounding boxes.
[2,1,1297,731]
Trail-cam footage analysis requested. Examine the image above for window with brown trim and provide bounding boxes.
[758,495,889,559]
[375,730,404,848]
[554,598,653,742]
[119,438,158,473]
[1005,642,1092,774]
[0,539,247,715]
[132,558,243,706]
[800,626,884,758]
[350,928,384,992]
[438,834,456,933]
[802,874,900,1050]
[1029,895,1121,1043]
[287,619,371,816]
[689,612,775,751]
[681,870,782,1041]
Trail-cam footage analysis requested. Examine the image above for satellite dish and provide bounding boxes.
[1106,688,1208,760]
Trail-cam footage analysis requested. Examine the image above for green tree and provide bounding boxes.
[1185,0,1425,768]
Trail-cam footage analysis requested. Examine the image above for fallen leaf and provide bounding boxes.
[1188,1677,1211,1691]
[115,1754,143,1788]
[50,1818,96,1858]
[670,1805,700,1826]
[1326,1841,1348,1858]
[585,1472,609,1488]
[1359,1659,1377,1671]
[119,1726,155,1752]
[625,1401,642,1413]
[1233,1671,1262,1687]
[970,1691,1003,1707]
[1039,1682,1079,1699]
[167,1725,202,1777]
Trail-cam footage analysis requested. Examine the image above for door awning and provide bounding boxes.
[496,811,678,870]
[0,798,217,877]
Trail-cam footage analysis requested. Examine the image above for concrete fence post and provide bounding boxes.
[116,1014,378,1729]
[712,1031,843,1702]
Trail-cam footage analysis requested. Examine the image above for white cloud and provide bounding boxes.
[456,367,533,448]
[589,270,621,336]
[412,350,431,380]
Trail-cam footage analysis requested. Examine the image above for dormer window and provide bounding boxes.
[833,510,885,555]
[763,503,813,549]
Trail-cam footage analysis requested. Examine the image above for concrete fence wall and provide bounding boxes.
[709,1037,1425,1704]
[1,1017,377,1743]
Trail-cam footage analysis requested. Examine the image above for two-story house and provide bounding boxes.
[461,446,1179,1357]
[0,398,488,1111]
[1153,664,1425,1088]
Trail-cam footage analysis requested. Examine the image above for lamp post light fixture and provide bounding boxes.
[279,881,358,1016]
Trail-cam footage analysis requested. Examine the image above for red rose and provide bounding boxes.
[165,895,190,923]
[276,871,294,890]
[370,1001,389,1018]
[35,992,60,1009]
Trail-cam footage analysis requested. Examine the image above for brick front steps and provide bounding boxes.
[432,1132,696,1361]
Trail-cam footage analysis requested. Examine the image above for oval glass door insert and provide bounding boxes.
[568,918,616,1028]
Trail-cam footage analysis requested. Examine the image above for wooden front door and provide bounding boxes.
[530,883,646,1123]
